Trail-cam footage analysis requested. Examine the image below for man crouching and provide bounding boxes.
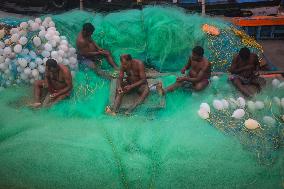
[30,59,73,108]
[106,54,149,115]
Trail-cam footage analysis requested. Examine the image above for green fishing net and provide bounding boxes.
[52,6,263,72]
[0,6,283,189]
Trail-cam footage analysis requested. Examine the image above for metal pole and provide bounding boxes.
[80,0,84,10]
[201,0,205,16]
[198,0,205,16]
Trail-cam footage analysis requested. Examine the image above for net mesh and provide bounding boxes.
[0,6,283,189]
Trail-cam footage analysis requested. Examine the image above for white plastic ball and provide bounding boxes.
[60,40,68,46]
[35,18,42,24]
[18,58,28,68]
[38,65,45,73]
[10,28,19,35]
[41,50,50,58]
[63,59,69,65]
[49,21,55,27]
[11,33,20,43]
[35,58,43,65]
[231,109,245,119]
[255,101,264,110]
[32,69,39,78]
[0,49,3,56]
[22,48,29,55]
[39,30,46,39]
[20,22,28,29]
[20,73,28,80]
[59,45,68,52]
[44,43,53,52]
[58,50,65,57]
[3,47,12,56]
[29,62,37,69]
[33,36,41,47]
[51,51,58,59]
[213,100,223,111]
[50,40,57,48]
[272,79,280,88]
[19,36,28,45]
[24,67,31,75]
[44,17,52,23]
[263,116,276,126]
[13,44,22,54]
[0,41,5,49]
[69,57,77,65]
[0,56,4,63]
[29,51,37,59]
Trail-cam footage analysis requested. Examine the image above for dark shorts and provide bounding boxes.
[78,55,102,69]
[229,75,252,85]
[182,79,210,89]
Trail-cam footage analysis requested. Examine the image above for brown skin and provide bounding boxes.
[76,30,119,71]
[107,55,149,115]
[229,53,265,97]
[32,64,72,108]
[164,52,211,93]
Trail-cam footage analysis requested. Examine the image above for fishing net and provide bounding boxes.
[0,6,283,189]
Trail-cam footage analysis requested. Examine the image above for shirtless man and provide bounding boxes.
[76,23,119,78]
[30,59,73,108]
[106,54,149,115]
[229,47,265,97]
[158,46,211,94]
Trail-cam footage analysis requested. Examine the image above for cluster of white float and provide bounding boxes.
[198,95,283,130]
[0,17,78,87]
[271,78,284,89]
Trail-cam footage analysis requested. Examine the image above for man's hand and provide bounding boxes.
[176,77,187,82]
[123,85,133,93]
[117,87,123,94]
[181,68,186,74]
[50,93,59,100]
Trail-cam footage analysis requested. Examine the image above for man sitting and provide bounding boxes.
[229,47,265,97]
[30,59,73,108]
[105,54,149,115]
[76,23,119,79]
[158,46,211,94]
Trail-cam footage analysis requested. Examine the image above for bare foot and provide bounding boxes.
[105,106,116,116]
[124,111,132,116]
[156,82,165,96]
[28,102,42,108]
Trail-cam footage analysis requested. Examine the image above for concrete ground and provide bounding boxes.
[259,40,284,70]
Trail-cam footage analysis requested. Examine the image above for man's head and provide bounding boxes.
[192,46,204,61]
[120,54,133,69]
[46,59,59,75]
[82,23,95,37]
[239,47,250,61]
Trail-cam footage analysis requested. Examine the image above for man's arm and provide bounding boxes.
[77,40,101,57]
[228,55,238,74]
[53,69,73,97]
[128,63,147,89]
[117,68,124,89]
[92,41,103,51]
[185,68,206,83]
[181,57,192,74]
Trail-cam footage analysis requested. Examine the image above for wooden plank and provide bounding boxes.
[109,79,166,111]
[232,16,284,27]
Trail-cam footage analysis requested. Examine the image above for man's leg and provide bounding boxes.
[250,77,266,93]
[193,80,209,91]
[165,81,183,93]
[232,78,253,97]
[102,50,119,70]
[126,85,149,114]
[112,92,124,113]
[30,80,45,107]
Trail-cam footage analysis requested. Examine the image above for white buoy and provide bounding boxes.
[263,116,276,126]
[20,22,28,29]
[221,99,229,109]
[200,103,210,113]
[3,47,12,56]
[278,82,284,89]
[272,79,280,88]
[33,36,41,47]
[44,43,53,52]
[255,101,265,110]
[213,100,223,111]
[237,97,246,108]
[38,65,45,73]
[11,33,20,43]
[31,69,39,78]
[13,44,22,54]
[244,119,260,130]
[29,62,37,69]
[24,67,32,75]
[198,108,209,119]
[232,109,245,119]
[247,101,256,112]
[281,98,284,108]
[19,36,28,45]
[42,50,50,58]
[273,97,281,106]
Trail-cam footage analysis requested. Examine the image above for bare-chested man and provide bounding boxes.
[158,46,211,94]
[106,54,149,115]
[30,59,72,108]
[229,47,265,97]
[76,23,118,78]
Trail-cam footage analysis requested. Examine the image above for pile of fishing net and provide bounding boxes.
[0,6,283,189]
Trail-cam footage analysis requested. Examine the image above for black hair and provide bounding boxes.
[192,46,204,57]
[239,47,250,61]
[121,54,132,62]
[83,23,95,33]
[46,59,58,69]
